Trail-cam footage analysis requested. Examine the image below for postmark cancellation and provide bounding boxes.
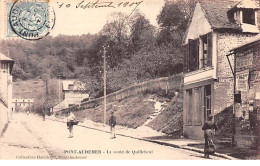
[5,0,55,40]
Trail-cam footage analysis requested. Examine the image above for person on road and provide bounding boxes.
[42,109,45,121]
[109,111,116,139]
[202,114,218,158]
[67,111,76,138]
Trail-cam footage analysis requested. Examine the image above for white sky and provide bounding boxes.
[50,0,165,36]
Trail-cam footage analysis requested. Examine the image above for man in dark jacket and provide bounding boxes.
[202,114,218,158]
[109,111,116,139]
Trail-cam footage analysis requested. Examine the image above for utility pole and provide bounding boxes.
[232,53,237,146]
[226,52,236,146]
[103,46,107,127]
[58,77,60,112]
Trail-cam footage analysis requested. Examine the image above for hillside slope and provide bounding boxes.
[12,79,63,108]
[73,90,183,136]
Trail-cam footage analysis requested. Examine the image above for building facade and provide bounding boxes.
[229,35,260,148]
[0,53,14,132]
[53,80,89,112]
[12,98,34,111]
[183,0,260,139]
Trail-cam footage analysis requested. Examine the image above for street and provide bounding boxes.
[0,113,226,160]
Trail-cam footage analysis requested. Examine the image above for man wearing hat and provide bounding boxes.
[109,111,116,139]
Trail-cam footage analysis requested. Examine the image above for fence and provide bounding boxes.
[56,74,183,115]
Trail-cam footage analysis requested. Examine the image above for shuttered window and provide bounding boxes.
[200,33,212,68]
[184,33,212,73]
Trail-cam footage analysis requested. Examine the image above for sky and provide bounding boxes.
[50,0,165,36]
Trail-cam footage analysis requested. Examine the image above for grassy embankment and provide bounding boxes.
[74,89,183,136]
[14,79,184,136]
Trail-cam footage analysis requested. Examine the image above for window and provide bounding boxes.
[68,84,74,90]
[200,33,212,68]
[184,33,212,73]
[243,9,255,25]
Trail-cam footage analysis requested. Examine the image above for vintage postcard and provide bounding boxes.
[0,0,259,160]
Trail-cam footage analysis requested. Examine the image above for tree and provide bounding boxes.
[101,12,131,44]
[129,12,156,53]
[156,0,193,46]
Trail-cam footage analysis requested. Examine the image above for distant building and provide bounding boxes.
[12,98,34,111]
[0,53,14,131]
[182,0,260,139]
[53,80,89,112]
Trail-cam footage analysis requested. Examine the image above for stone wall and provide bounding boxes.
[213,32,255,115]
[56,74,183,116]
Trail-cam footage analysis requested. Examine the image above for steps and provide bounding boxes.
[142,98,165,126]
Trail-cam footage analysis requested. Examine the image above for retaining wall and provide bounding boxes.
[56,74,183,116]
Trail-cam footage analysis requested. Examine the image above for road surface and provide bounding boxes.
[0,113,226,160]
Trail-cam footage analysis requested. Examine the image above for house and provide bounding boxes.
[12,98,34,111]
[0,53,14,132]
[53,80,89,112]
[183,0,260,139]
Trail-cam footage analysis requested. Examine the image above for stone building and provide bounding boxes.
[183,0,260,139]
[228,34,260,148]
[0,53,14,132]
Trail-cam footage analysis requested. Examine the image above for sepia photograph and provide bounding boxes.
[0,0,259,160]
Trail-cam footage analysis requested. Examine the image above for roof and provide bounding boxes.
[62,80,87,91]
[233,0,260,9]
[62,80,75,91]
[0,53,14,62]
[199,0,242,30]
[12,99,35,102]
[231,34,260,51]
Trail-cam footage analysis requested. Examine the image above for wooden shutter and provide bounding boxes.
[189,39,199,71]
[207,33,212,66]
[183,44,188,73]
[195,38,199,69]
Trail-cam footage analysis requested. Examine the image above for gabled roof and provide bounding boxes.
[0,53,14,62]
[199,0,242,30]
[233,0,260,9]
[0,53,14,73]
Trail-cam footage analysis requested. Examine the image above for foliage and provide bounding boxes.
[0,2,191,98]
[156,0,193,46]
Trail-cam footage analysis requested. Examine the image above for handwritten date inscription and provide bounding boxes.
[57,0,143,15]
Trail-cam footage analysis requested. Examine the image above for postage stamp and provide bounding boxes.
[8,0,55,40]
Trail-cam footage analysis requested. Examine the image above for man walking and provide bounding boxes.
[42,109,45,121]
[67,111,76,138]
[109,111,116,139]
